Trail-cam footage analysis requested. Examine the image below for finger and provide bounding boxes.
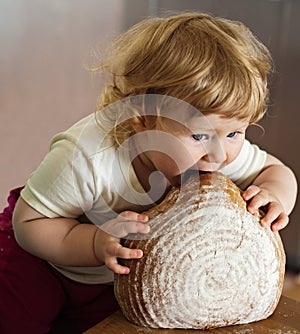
[105,256,130,275]
[121,221,150,235]
[101,215,150,237]
[105,244,144,274]
[116,212,150,236]
[242,185,261,201]
[113,245,144,260]
[260,202,286,227]
[106,221,150,238]
[118,211,149,222]
[106,242,143,259]
[247,195,269,215]
[271,214,289,232]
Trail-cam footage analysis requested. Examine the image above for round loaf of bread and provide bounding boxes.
[114,172,285,329]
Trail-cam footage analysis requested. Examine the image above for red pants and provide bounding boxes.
[0,188,119,333]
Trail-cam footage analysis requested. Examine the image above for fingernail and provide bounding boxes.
[137,250,143,258]
[261,220,267,228]
[138,214,148,221]
[122,267,130,274]
[145,225,151,233]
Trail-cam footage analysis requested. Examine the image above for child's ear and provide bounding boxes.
[130,116,147,133]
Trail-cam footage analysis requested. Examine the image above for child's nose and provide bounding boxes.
[206,140,226,164]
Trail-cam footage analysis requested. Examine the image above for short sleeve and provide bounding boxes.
[219,139,267,190]
[21,133,96,218]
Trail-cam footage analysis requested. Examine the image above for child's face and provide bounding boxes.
[132,114,249,187]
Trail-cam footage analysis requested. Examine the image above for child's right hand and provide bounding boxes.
[94,211,149,274]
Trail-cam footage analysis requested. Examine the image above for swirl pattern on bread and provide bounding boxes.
[114,172,285,329]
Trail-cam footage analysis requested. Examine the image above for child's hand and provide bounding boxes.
[242,185,289,232]
[94,211,149,274]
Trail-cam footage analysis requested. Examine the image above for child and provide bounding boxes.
[0,12,297,333]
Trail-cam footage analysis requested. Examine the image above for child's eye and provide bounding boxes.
[227,132,238,138]
[192,134,207,141]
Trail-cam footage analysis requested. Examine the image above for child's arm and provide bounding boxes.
[242,154,297,231]
[12,197,149,274]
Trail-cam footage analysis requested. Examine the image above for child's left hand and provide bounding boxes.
[242,185,289,232]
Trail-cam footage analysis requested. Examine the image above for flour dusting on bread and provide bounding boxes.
[114,172,285,329]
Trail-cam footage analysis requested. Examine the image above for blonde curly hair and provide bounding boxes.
[93,12,272,146]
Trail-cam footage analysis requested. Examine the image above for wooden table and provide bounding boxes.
[85,295,300,333]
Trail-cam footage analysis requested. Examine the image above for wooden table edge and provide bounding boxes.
[84,295,300,333]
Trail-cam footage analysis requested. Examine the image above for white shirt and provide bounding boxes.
[21,112,266,284]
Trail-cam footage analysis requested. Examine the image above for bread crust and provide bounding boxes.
[114,172,285,329]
